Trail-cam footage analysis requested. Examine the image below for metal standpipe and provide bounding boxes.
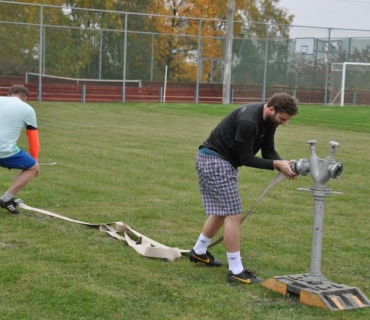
[308,189,326,284]
[262,140,370,311]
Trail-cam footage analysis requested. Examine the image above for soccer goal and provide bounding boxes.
[329,62,370,106]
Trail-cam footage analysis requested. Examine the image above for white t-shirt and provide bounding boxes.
[0,96,37,158]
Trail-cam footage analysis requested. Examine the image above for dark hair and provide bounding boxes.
[8,85,29,98]
[266,93,298,116]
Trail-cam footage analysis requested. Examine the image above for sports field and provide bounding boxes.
[1,102,369,319]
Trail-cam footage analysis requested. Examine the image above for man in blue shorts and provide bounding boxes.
[0,85,40,214]
[189,93,298,284]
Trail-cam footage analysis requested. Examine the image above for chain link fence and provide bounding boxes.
[1,1,370,104]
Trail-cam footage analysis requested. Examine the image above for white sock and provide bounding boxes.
[193,233,212,255]
[2,192,15,202]
[227,251,244,275]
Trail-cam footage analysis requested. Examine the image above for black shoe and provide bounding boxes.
[0,198,20,214]
[189,249,222,267]
[228,269,263,284]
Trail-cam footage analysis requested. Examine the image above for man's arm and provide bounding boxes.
[26,126,39,161]
[237,142,275,169]
[236,121,275,169]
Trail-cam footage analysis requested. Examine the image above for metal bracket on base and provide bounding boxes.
[262,274,370,310]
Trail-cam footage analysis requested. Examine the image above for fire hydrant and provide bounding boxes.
[291,140,343,284]
[262,140,370,310]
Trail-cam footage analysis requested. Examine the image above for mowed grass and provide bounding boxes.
[0,101,370,320]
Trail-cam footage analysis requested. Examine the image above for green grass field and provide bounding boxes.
[1,101,370,319]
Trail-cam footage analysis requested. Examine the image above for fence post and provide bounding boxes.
[352,91,356,106]
[37,85,41,102]
[222,0,234,104]
[159,87,163,102]
[38,5,43,102]
[122,12,128,103]
[262,24,269,102]
[81,84,86,103]
[323,28,332,105]
[195,19,202,104]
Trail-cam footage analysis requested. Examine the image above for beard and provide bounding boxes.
[266,113,276,124]
[265,112,280,127]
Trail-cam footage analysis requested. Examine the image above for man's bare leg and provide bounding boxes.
[223,214,241,252]
[201,215,225,238]
[7,164,39,196]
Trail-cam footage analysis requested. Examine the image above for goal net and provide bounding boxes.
[329,62,370,106]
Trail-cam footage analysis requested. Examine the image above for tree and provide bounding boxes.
[146,0,293,82]
[351,45,370,63]
[0,0,293,82]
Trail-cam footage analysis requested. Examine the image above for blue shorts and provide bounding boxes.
[0,150,37,170]
[196,152,242,216]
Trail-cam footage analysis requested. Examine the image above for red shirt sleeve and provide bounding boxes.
[26,128,40,161]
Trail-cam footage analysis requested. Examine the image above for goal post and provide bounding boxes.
[329,62,370,106]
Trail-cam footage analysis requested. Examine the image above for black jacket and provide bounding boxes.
[201,102,281,169]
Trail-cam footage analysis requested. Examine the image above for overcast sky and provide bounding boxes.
[279,0,370,31]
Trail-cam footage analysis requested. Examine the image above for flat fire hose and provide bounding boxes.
[17,171,286,261]
[208,171,287,248]
[18,202,188,261]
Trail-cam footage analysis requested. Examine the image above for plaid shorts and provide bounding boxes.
[196,151,242,216]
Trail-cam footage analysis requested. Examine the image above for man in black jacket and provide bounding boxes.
[189,93,298,284]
